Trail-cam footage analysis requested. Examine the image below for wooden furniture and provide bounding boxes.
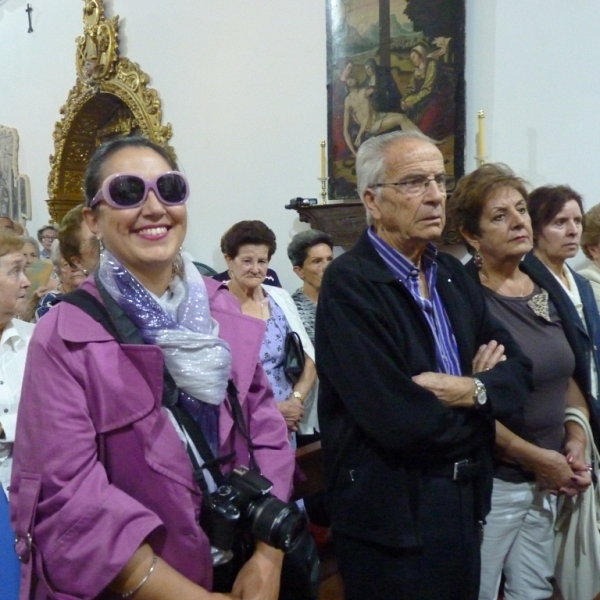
[293,203,366,250]
[294,441,344,600]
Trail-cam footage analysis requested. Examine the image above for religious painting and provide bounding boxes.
[327,0,465,199]
[0,125,32,224]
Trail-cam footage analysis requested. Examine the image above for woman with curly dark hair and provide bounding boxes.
[220,221,316,439]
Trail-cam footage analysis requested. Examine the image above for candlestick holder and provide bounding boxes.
[318,177,328,204]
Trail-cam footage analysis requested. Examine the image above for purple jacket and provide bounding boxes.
[11,277,294,599]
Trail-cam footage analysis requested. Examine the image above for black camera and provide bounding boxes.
[285,197,318,209]
[202,465,304,556]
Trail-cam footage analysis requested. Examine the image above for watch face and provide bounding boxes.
[474,379,487,405]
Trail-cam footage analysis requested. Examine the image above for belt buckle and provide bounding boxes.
[453,459,469,481]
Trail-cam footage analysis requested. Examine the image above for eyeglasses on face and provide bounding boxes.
[88,171,190,209]
[372,174,455,196]
[41,235,57,241]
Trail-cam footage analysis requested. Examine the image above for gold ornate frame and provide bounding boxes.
[47,0,174,222]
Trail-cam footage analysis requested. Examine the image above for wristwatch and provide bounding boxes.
[292,390,305,405]
[472,377,487,408]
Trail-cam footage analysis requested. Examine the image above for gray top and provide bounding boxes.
[483,284,575,483]
[291,288,316,345]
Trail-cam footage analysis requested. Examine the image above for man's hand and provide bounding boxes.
[472,340,506,374]
[231,542,283,600]
[412,373,476,408]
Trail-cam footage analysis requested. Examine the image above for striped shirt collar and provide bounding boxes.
[367,226,438,282]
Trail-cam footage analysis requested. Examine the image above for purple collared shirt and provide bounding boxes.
[368,228,462,376]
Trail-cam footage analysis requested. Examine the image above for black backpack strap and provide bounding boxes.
[226,380,259,472]
[60,289,124,343]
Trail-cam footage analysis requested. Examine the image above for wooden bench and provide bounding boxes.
[294,441,344,600]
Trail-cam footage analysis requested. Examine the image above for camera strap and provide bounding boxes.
[60,286,258,495]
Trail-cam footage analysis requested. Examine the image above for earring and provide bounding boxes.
[474,251,483,270]
[97,237,105,254]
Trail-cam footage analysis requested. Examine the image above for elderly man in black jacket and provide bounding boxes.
[315,131,532,600]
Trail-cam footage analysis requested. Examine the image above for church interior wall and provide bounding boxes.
[0,0,597,290]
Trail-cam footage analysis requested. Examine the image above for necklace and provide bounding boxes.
[480,270,527,298]
[259,295,270,319]
[228,280,270,319]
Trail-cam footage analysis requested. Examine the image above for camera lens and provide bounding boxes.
[247,497,305,552]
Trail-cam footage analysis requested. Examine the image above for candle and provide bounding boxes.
[477,111,485,162]
[320,140,326,179]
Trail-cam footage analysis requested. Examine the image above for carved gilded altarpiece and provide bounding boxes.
[47,0,174,222]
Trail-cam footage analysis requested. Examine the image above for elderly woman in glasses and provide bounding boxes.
[10,136,294,599]
[59,203,101,276]
[34,240,87,320]
[448,164,594,600]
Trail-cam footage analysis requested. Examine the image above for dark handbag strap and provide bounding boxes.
[59,287,258,490]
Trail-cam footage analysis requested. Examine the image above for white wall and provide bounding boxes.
[1,0,598,289]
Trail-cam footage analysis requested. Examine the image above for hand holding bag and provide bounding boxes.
[554,407,600,600]
[284,331,305,385]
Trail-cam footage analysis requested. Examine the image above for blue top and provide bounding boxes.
[259,295,293,402]
[35,290,63,322]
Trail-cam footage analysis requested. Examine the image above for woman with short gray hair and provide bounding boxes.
[287,229,334,345]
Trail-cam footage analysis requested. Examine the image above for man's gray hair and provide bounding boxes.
[356,130,433,224]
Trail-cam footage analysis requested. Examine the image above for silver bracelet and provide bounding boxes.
[121,553,158,598]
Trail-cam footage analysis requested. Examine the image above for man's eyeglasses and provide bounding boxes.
[372,174,455,196]
[41,235,57,241]
[89,172,190,209]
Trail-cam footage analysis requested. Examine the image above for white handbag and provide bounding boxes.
[554,407,600,600]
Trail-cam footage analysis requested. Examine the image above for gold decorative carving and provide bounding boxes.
[47,0,174,222]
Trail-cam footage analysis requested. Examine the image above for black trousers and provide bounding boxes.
[334,475,481,600]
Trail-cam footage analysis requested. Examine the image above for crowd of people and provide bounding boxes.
[1,131,600,600]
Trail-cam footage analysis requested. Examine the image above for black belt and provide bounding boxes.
[424,459,480,481]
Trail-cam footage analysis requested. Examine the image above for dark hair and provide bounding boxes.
[582,203,600,260]
[36,224,58,241]
[447,163,528,253]
[84,135,178,206]
[364,58,377,71]
[527,185,584,240]
[220,221,277,259]
[287,230,334,267]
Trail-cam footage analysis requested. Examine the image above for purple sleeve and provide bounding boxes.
[244,363,295,501]
[10,313,162,599]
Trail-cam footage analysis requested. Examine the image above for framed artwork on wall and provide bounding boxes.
[326,0,466,200]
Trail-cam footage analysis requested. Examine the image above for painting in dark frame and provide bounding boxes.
[326,0,466,200]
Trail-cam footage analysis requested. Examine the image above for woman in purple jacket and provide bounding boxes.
[10,137,295,600]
